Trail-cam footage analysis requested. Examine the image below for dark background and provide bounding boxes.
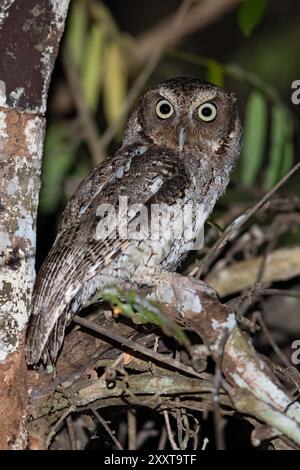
[38,0,300,449]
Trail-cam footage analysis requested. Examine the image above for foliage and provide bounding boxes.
[40,0,297,217]
[101,286,190,349]
[35,0,300,452]
[241,91,267,186]
[237,0,268,37]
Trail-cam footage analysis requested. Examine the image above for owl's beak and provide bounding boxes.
[178,127,186,153]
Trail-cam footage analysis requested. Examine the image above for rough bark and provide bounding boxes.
[0,0,69,449]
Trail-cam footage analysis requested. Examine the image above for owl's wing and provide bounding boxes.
[26,147,189,364]
[58,150,127,232]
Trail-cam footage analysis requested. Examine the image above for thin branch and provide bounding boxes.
[99,0,194,150]
[46,406,75,449]
[73,315,204,380]
[127,410,137,450]
[212,367,226,450]
[66,416,77,450]
[255,288,300,300]
[256,239,277,285]
[253,311,291,369]
[163,409,179,450]
[175,397,184,449]
[175,350,184,449]
[206,247,300,297]
[158,426,168,450]
[195,161,300,278]
[91,407,123,450]
[201,437,209,450]
[130,0,241,68]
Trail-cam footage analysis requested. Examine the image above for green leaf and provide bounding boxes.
[81,22,107,112]
[39,124,74,214]
[66,0,88,69]
[103,39,127,127]
[279,113,294,177]
[101,287,190,350]
[238,0,268,37]
[241,91,268,187]
[280,134,294,177]
[264,105,287,189]
[206,60,224,87]
[265,107,294,188]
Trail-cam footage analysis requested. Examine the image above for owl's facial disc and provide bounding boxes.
[148,92,224,153]
[123,78,241,159]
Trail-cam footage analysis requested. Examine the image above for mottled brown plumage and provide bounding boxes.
[26,77,242,364]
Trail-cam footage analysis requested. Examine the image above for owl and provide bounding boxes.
[25,77,242,365]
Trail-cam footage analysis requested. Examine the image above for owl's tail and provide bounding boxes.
[25,301,71,365]
[25,229,86,365]
[25,260,80,365]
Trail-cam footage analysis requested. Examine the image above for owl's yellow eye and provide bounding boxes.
[198,102,217,122]
[155,99,174,119]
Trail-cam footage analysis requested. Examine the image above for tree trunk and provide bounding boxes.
[0,0,70,449]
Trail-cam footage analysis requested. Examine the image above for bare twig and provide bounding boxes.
[66,416,77,450]
[73,315,204,379]
[91,407,123,450]
[255,288,300,300]
[187,415,200,450]
[158,426,168,450]
[46,406,75,449]
[212,367,226,450]
[127,410,137,450]
[256,239,277,284]
[130,0,241,68]
[195,161,300,278]
[99,0,194,150]
[206,247,300,297]
[201,437,209,450]
[175,350,184,449]
[163,409,179,450]
[253,311,291,369]
[175,397,184,449]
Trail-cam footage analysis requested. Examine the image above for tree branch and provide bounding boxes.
[206,247,300,297]
[0,0,70,449]
[130,0,241,68]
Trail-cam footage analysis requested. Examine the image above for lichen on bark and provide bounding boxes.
[0,108,45,361]
[0,0,70,449]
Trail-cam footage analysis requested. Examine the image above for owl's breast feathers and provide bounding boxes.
[25,146,191,364]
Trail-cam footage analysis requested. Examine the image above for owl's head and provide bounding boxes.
[123,77,242,163]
